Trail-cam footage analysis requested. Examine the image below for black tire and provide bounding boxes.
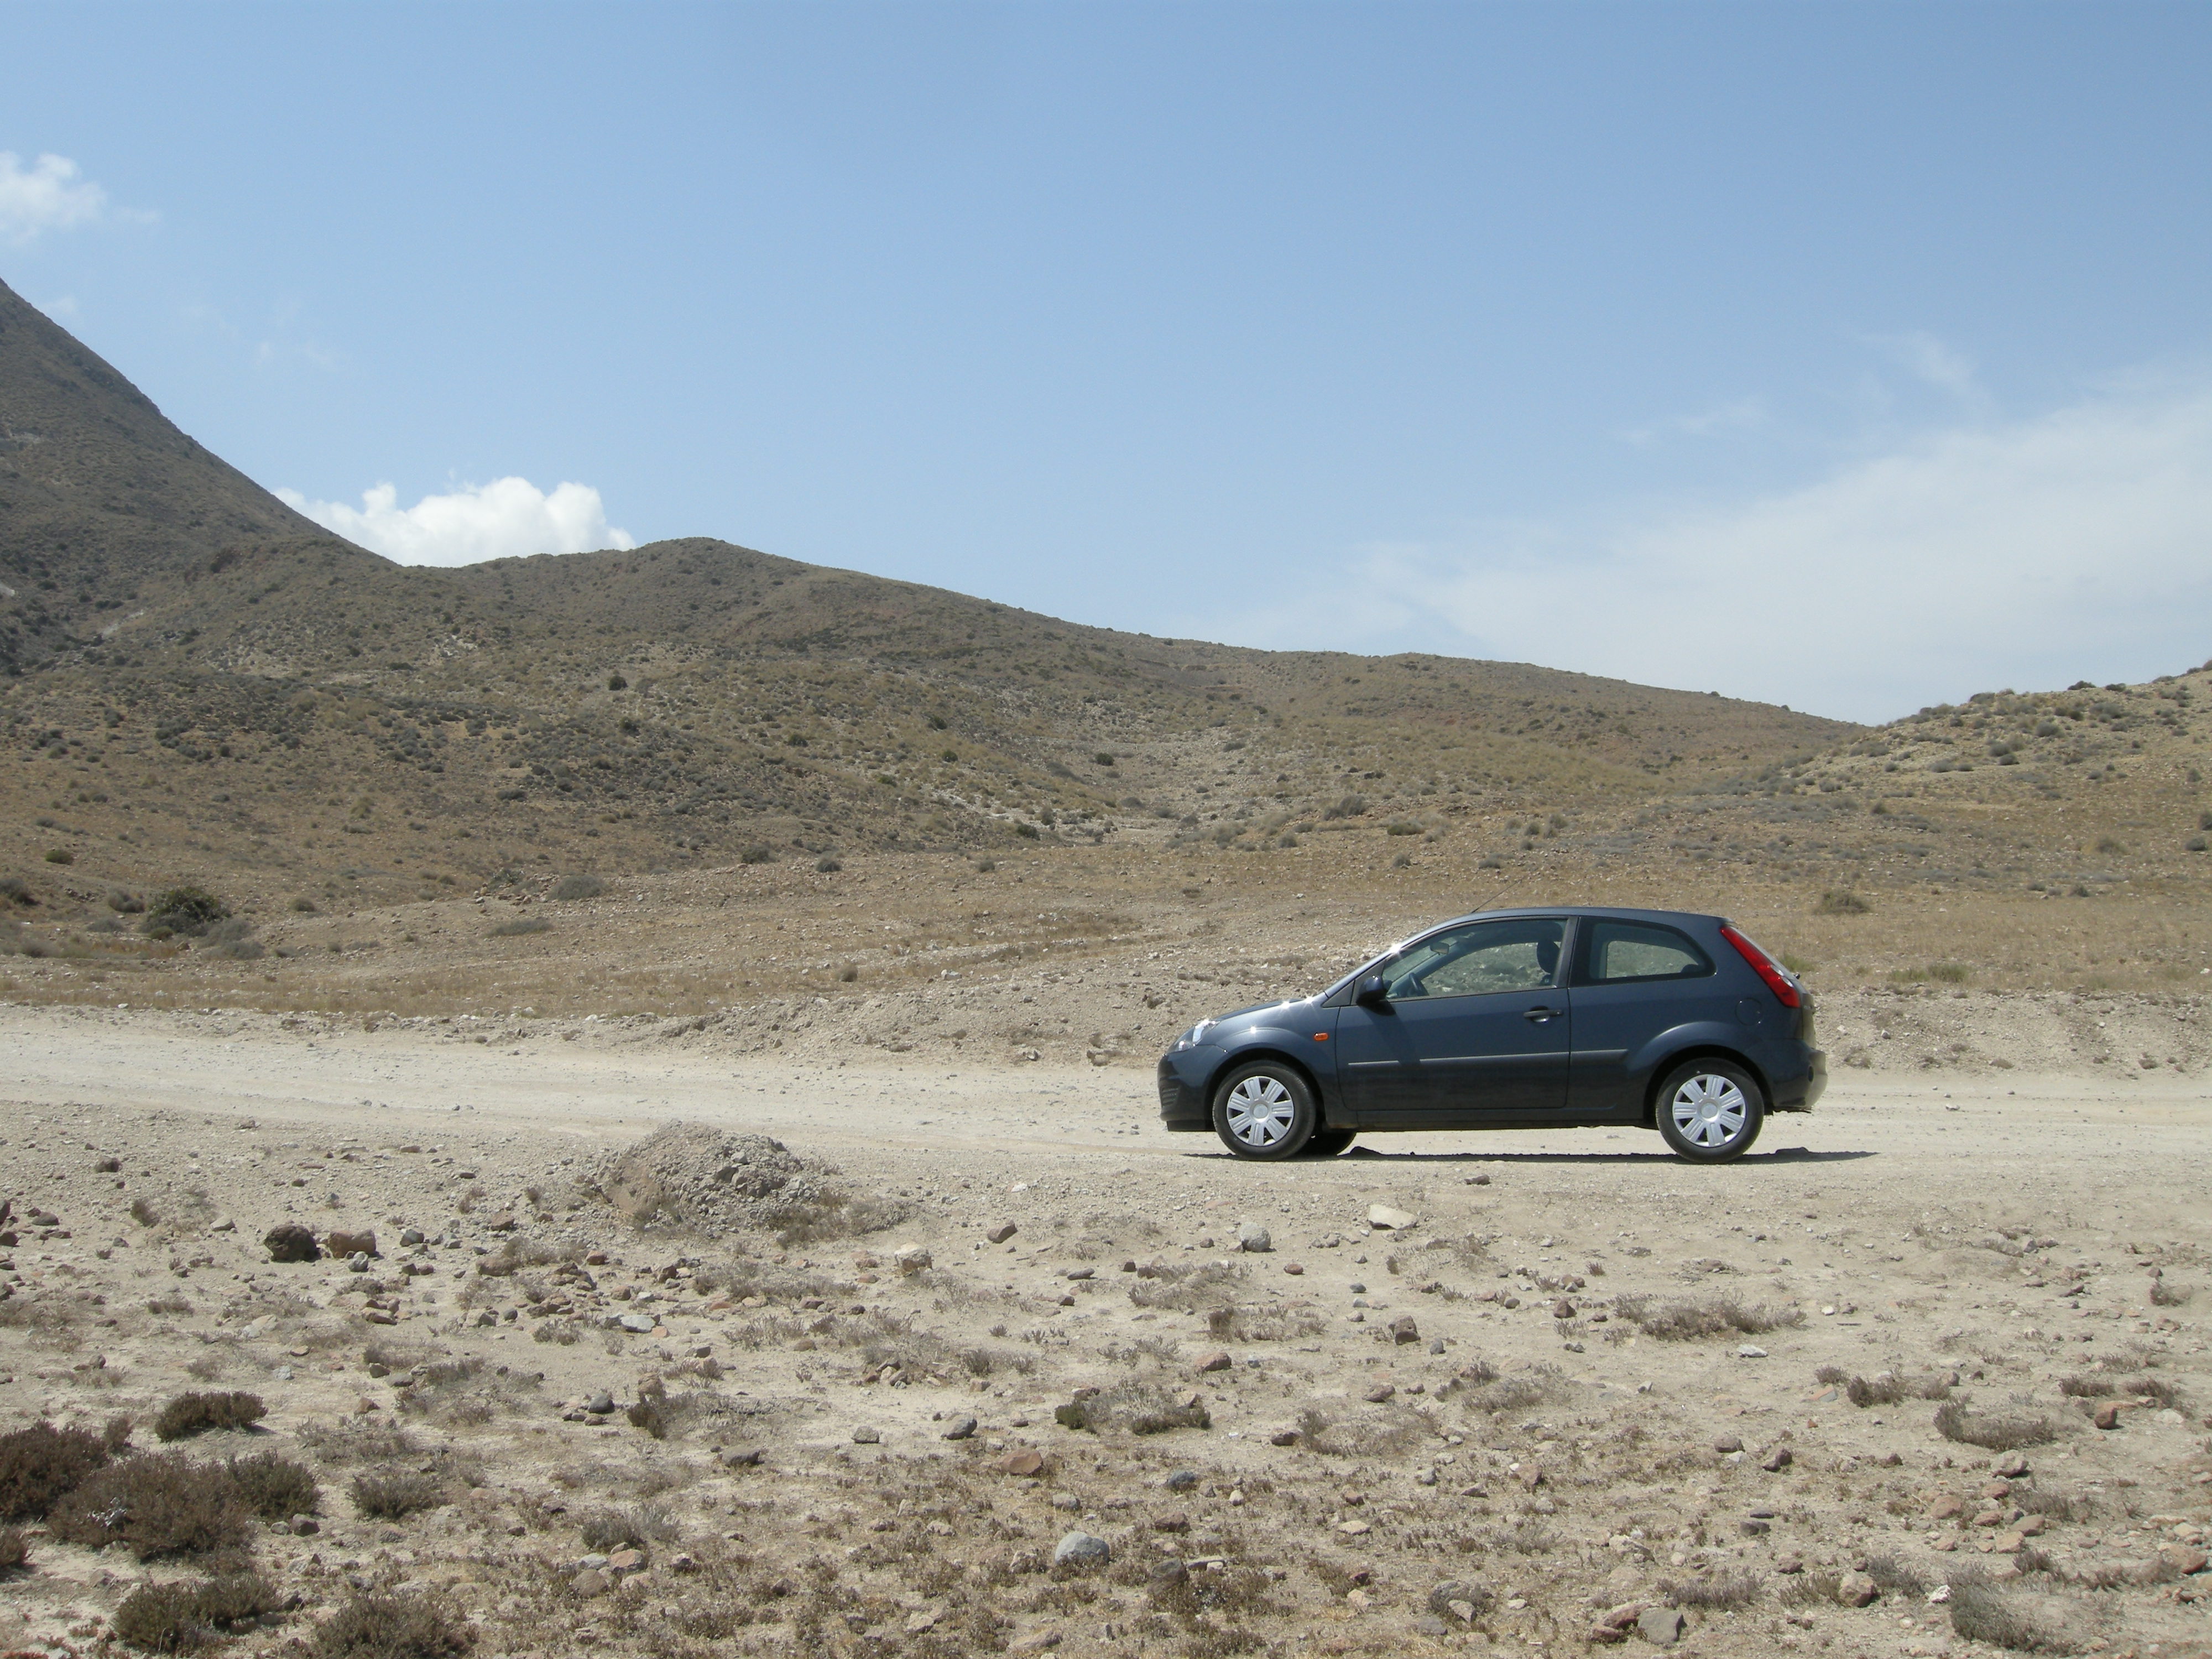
[1211,1061,1318,1161]
[1302,1130,1357,1158]
[1654,1057,1765,1162]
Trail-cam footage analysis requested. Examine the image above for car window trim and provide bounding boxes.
[1381,916,1571,1004]
[1573,918,1714,987]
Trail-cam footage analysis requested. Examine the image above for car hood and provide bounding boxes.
[1207,996,1315,1029]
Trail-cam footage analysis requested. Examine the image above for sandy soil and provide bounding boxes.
[2,1004,2208,1659]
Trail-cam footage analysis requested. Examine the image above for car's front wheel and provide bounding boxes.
[1655,1058,1765,1162]
[1303,1130,1357,1158]
[1212,1062,1318,1161]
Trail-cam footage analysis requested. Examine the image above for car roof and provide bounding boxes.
[1428,904,1724,930]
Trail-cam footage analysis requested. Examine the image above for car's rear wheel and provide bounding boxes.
[1212,1062,1318,1161]
[1655,1058,1765,1162]
[1303,1130,1357,1158]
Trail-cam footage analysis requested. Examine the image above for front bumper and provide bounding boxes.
[1156,1051,1215,1132]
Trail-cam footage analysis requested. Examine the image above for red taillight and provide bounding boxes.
[1720,924,1801,1009]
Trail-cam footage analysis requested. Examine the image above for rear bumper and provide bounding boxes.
[1156,1053,1214,1132]
[1770,1046,1827,1112]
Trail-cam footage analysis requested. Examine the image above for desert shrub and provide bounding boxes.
[1846,1371,1952,1407]
[227,1451,319,1519]
[2015,1488,2091,1521]
[1947,1575,2069,1651]
[2150,1278,2192,1306]
[114,1571,281,1653]
[0,1420,111,1519]
[2058,1374,2112,1398]
[44,848,74,865]
[0,1527,27,1571]
[154,1390,267,1441]
[577,1508,649,1552]
[314,1591,474,1659]
[290,895,319,912]
[1385,821,1421,837]
[1128,1260,1248,1314]
[549,874,605,901]
[1661,1568,1761,1610]
[759,1186,910,1246]
[487,916,549,937]
[1933,1400,2056,1451]
[49,1454,251,1557]
[815,857,842,873]
[111,890,146,913]
[1293,1399,1434,1456]
[1059,1380,1209,1436]
[1321,795,1368,820]
[738,846,777,864]
[1813,1364,1849,1385]
[1928,962,1971,983]
[1615,1295,1805,1340]
[144,886,228,936]
[1861,1553,1928,1596]
[349,1469,445,1520]
[1815,889,1870,915]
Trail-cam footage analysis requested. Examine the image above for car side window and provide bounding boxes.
[1384,919,1565,1000]
[1585,921,1713,984]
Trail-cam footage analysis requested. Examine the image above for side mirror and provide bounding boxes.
[1355,974,1389,1006]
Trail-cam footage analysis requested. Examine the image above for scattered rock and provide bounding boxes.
[263,1223,319,1262]
[1389,1313,1420,1345]
[721,1447,763,1468]
[1269,1428,1299,1446]
[1151,1511,1190,1533]
[571,1568,611,1597]
[2161,1545,2209,1575]
[1237,1222,1272,1253]
[1053,1531,1111,1567]
[1713,1434,1743,1454]
[1367,1204,1417,1231]
[1738,1344,1768,1359]
[1000,1450,1046,1477]
[289,1514,319,1536]
[1008,1631,1061,1655]
[1552,1298,1577,1319]
[1164,1470,1199,1490]
[893,1245,932,1274]
[1834,1572,1879,1607]
[987,1222,1019,1244]
[942,1415,978,1441]
[618,1313,656,1334]
[607,1548,645,1571]
[1636,1606,1686,1645]
[1363,1383,1396,1404]
[1761,1448,1793,1472]
[1994,1453,2030,1478]
[1427,1581,1491,1622]
[2094,1403,2124,1431]
[1196,1351,1232,1374]
[852,1425,882,1444]
[585,1392,615,1415]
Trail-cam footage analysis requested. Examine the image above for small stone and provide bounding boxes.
[399,1227,425,1245]
[1000,1449,1046,1477]
[942,1415,978,1441]
[1196,1350,1232,1373]
[853,1425,881,1444]
[1928,1493,1965,1519]
[1269,1429,1299,1446]
[289,1514,320,1536]
[1337,1519,1370,1536]
[1367,1204,1417,1231]
[1008,1631,1061,1655]
[325,1229,378,1259]
[1761,1448,1793,1472]
[1775,1554,1804,1574]
[1994,1453,2030,1478]
[1552,1298,1576,1319]
[1363,1383,1396,1404]
[1151,1511,1190,1532]
[721,1447,763,1468]
[1164,1469,1199,1490]
[893,1245,932,1274]
[1284,1262,1304,1275]
[1741,1518,1771,1536]
[2094,1403,2124,1430]
[904,1608,941,1635]
[1738,1344,1768,1359]
[571,1567,610,1597]
[618,1313,655,1333]
[987,1222,1019,1244]
[1063,1266,1093,1280]
[1389,1313,1420,1345]
[210,1217,236,1232]
[585,1392,615,1414]
[1238,1222,1272,1253]
[1053,1530,1111,1567]
[2161,1545,2209,1575]
[1636,1606,1686,1645]
[607,1548,645,1571]
[1834,1571,1879,1606]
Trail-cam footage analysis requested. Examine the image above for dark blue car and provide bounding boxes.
[1157,906,1824,1162]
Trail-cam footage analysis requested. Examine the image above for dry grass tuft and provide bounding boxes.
[49,1453,252,1558]
[1294,1398,1436,1456]
[154,1390,267,1441]
[0,1420,111,1520]
[1846,1371,1953,1407]
[1127,1260,1249,1315]
[1933,1400,2057,1452]
[1615,1295,1806,1340]
[113,1571,281,1653]
[0,1527,27,1571]
[313,1590,474,1659]
[226,1451,320,1520]
[349,1469,445,1520]
[1947,1575,2072,1652]
[1661,1568,1762,1610]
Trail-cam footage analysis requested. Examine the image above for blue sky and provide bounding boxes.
[3,2,2209,722]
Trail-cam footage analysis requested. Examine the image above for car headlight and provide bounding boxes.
[1171,1019,1217,1053]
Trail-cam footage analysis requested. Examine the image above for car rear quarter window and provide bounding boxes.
[1584,921,1713,984]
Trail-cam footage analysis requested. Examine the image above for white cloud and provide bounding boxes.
[1623,396,1766,447]
[1871,330,1982,399]
[0,152,108,243]
[278,477,636,566]
[1224,376,2212,724]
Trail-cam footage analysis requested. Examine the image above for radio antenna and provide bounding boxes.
[1470,880,1515,914]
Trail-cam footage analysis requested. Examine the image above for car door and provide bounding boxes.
[1332,917,1571,1128]
[1566,918,1729,1117]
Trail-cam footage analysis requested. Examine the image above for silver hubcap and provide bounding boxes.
[1670,1073,1748,1147]
[1225,1075,1296,1147]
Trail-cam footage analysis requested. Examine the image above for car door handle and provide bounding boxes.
[1522,1006,1562,1022]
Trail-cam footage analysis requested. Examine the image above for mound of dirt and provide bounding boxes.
[597,1122,822,1234]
